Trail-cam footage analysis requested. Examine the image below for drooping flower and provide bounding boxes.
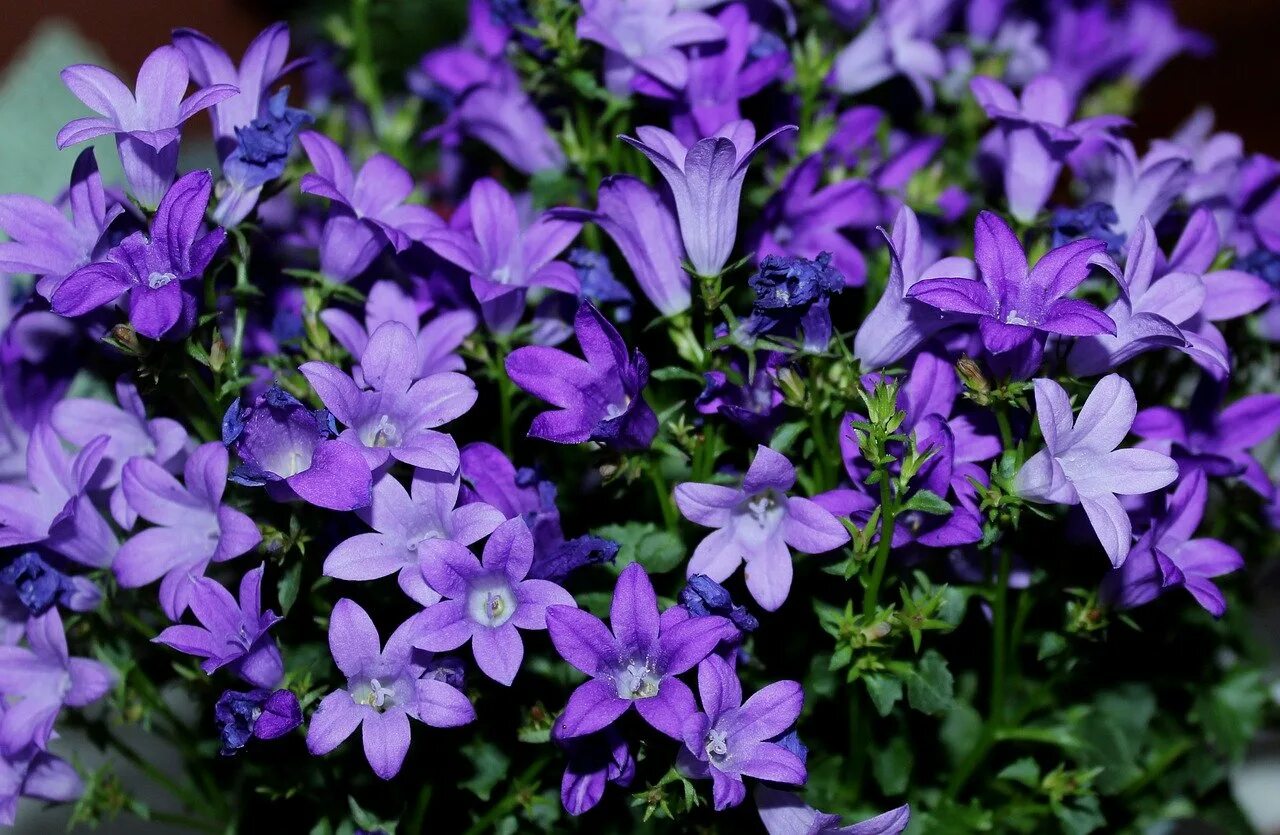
[506,302,658,450]
[675,445,850,611]
[559,728,635,816]
[756,785,911,834]
[622,120,796,277]
[744,252,844,345]
[546,562,733,739]
[577,0,724,96]
[0,739,84,825]
[0,553,99,619]
[223,385,372,511]
[676,655,805,810]
[154,565,283,688]
[829,0,947,107]
[1014,374,1179,565]
[56,45,238,207]
[696,348,786,442]
[323,470,505,606]
[300,321,477,474]
[305,600,476,780]
[680,574,759,634]
[415,517,576,685]
[114,442,261,619]
[214,688,302,756]
[51,171,226,340]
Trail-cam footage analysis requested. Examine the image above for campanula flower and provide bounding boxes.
[830,0,946,107]
[0,740,83,825]
[559,728,635,816]
[577,0,724,96]
[214,688,302,756]
[756,785,911,834]
[1078,137,1191,239]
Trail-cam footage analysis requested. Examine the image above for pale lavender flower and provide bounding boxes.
[1078,137,1191,239]
[577,0,724,96]
[830,0,947,107]
[756,785,911,834]
[0,741,83,826]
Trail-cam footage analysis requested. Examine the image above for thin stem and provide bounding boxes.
[995,405,1015,451]
[649,461,678,530]
[990,548,1012,722]
[861,474,898,617]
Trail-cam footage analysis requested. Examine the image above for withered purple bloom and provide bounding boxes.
[214,688,302,756]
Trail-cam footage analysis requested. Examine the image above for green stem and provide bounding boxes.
[861,474,898,617]
[649,461,678,530]
[990,548,1011,722]
[994,405,1015,451]
[105,729,212,816]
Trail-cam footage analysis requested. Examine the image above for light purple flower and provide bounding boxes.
[546,562,733,740]
[305,600,476,780]
[114,442,261,620]
[756,785,911,834]
[0,740,83,826]
[675,445,850,611]
[1015,374,1178,565]
[1078,137,1191,239]
[830,0,947,107]
[56,45,238,207]
[324,470,505,606]
[415,517,576,685]
[577,0,724,96]
[51,171,226,340]
[154,565,283,687]
[0,609,113,754]
[622,120,796,277]
[676,655,805,810]
[1118,0,1211,84]
[301,322,477,474]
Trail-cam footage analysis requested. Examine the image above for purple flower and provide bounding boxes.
[0,149,122,300]
[0,741,83,825]
[696,349,786,442]
[1050,202,1123,253]
[323,471,505,606]
[830,0,946,107]
[756,785,910,834]
[908,211,1117,368]
[675,445,850,611]
[1015,375,1178,565]
[1078,137,1191,239]
[305,600,476,780]
[622,120,796,277]
[56,46,238,207]
[545,562,733,739]
[0,610,113,753]
[300,321,477,474]
[506,302,658,449]
[0,553,88,618]
[114,442,262,620]
[1101,471,1244,618]
[680,574,759,633]
[154,565,283,688]
[676,655,805,810]
[560,728,635,816]
[223,385,372,512]
[1118,0,1211,84]
[51,171,226,340]
[422,178,581,332]
[415,517,576,685]
[214,688,302,756]
[215,89,314,226]
[577,0,724,96]
[745,252,844,344]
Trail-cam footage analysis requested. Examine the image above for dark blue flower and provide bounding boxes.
[214,688,302,756]
[749,252,844,313]
[569,248,633,322]
[1235,248,1280,289]
[680,574,759,633]
[0,552,70,616]
[1050,202,1123,253]
[530,535,619,584]
[223,88,314,190]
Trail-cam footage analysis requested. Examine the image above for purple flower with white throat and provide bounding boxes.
[305,600,476,780]
[154,565,283,688]
[546,562,734,740]
[756,785,911,834]
[675,445,850,611]
[830,0,946,107]
[51,171,226,340]
[676,655,805,810]
[506,302,658,450]
[415,517,576,685]
[1015,375,1178,566]
[114,442,261,620]
[223,385,372,512]
[56,45,238,207]
[301,321,477,474]
[622,120,796,278]
[577,0,724,96]
[324,470,505,606]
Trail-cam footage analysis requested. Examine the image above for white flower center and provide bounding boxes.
[1003,308,1029,326]
[705,728,729,762]
[147,271,177,289]
[615,659,660,700]
[467,579,517,627]
[371,414,398,447]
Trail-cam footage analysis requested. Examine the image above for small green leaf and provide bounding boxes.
[871,736,912,795]
[650,366,706,384]
[901,489,951,515]
[906,650,954,715]
[997,757,1041,787]
[1037,632,1067,660]
[277,562,302,616]
[863,674,903,717]
[461,740,511,801]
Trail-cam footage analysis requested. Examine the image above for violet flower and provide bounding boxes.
[415,517,576,685]
[696,349,786,443]
[155,565,283,688]
[506,302,658,449]
[0,742,83,825]
[215,89,314,227]
[681,574,759,634]
[675,445,850,611]
[223,385,372,512]
[830,0,946,107]
[0,552,101,619]
[1078,137,1191,239]
[560,728,635,816]
[1015,375,1178,565]
[51,171,226,340]
[577,0,724,96]
[214,688,302,756]
[621,120,796,277]
[0,609,113,753]
[114,442,262,619]
[676,655,805,810]
[305,600,476,780]
[756,785,911,834]
[323,470,505,606]
[300,321,477,474]
[56,45,238,207]
[545,562,733,739]
[1050,203,1123,253]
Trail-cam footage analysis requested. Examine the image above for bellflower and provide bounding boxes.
[506,302,658,449]
[1118,0,1211,83]
[305,601,476,780]
[1050,202,1123,253]
[577,0,724,96]
[756,786,911,834]
[745,252,844,343]
[154,565,284,688]
[546,562,733,739]
[114,442,262,619]
[696,349,786,442]
[51,171,226,340]
[830,0,946,107]
[56,45,238,207]
[300,321,477,473]
[216,89,314,226]
[222,385,373,511]
[214,688,302,756]
[676,655,804,810]
[680,574,759,634]
[675,445,850,611]
[1014,375,1179,565]
[0,741,83,825]
[1101,471,1244,618]
[621,120,796,277]
[560,728,635,816]
[0,609,113,753]
[1079,137,1191,239]
[0,552,101,619]
[907,210,1117,370]
[323,470,505,606]
[415,517,576,685]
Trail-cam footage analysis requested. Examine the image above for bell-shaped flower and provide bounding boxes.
[756,785,911,834]
[577,0,724,95]
[559,728,635,816]
[830,0,946,107]
[0,741,84,825]
[1078,137,1191,239]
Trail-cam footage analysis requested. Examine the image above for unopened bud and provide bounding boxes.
[108,324,143,356]
[956,355,989,394]
[210,337,227,372]
[776,367,806,405]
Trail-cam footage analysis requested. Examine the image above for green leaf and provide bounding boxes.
[997,757,1041,787]
[460,740,510,801]
[906,650,954,715]
[1194,670,1268,761]
[1053,795,1104,835]
[871,736,912,795]
[594,522,686,574]
[650,366,706,384]
[863,674,903,716]
[1037,632,1067,660]
[940,702,983,767]
[277,562,302,616]
[769,421,807,455]
[901,489,951,515]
